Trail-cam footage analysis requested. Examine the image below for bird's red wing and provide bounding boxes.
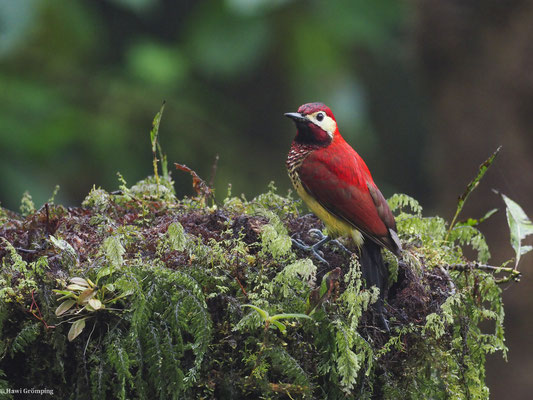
[298,147,399,253]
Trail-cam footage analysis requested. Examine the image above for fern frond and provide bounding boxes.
[266,345,311,390]
[388,193,423,216]
[448,225,491,263]
[10,323,40,356]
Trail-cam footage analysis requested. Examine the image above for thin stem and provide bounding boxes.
[445,263,521,283]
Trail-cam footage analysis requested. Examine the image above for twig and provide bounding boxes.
[30,290,55,329]
[445,146,501,241]
[45,203,52,235]
[175,162,213,201]
[84,319,97,356]
[445,263,521,283]
[15,247,39,254]
[235,276,248,297]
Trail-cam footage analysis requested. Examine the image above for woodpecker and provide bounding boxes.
[285,102,402,329]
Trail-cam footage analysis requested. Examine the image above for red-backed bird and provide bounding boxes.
[285,102,402,329]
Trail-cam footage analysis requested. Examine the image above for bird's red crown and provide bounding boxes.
[297,103,336,120]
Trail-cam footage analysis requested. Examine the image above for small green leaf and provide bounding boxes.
[49,235,79,266]
[107,289,134,303]
[53,289,77,298]
[102,236,125,268]
[69,277,89,287]
[68,318,87,341]
[270,313,312,322]
[271,320,287,333]
[479,208,499,223]
[458,208,498,227]
[57,295,76,301]
[88,298,103,310]
[501,193,533,268]
[55,299,76,316]
[242,304,269,321]
[66,284,89,291]
[319,268,341,298]
[96,266,113,282]
[319,273,329,298]
[520,245,533,255]
[167,222,187,252]
[77,288,97,304]
[150,101,166,153]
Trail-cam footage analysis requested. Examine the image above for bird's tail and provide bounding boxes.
[359,240,389,330]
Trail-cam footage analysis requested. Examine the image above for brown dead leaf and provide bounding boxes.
[175,163,213,200]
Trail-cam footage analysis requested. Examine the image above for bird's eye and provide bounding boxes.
[316,112,324,122]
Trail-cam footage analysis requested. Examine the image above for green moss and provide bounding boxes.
[0,181,512,399]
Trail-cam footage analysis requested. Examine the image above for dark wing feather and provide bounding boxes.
[366,182,402,255]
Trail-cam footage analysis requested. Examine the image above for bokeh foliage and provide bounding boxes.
[0,0,426,212]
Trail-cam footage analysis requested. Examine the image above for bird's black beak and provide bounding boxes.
[284,112,307,123]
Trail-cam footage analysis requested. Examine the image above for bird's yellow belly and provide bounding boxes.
[295,184,364,247]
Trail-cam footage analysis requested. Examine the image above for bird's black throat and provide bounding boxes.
[293,121,332,147]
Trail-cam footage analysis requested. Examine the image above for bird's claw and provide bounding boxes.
[311,250,328,265]
[330,239,351,255]
[291,229,352,265]
[308,228,326,240]
[291,238,329,265]
[308,229,352,256]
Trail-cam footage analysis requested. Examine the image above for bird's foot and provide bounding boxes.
[331,239,352,255]
[309,229,352,256]
[292,229,354,264]
[291,238,329,264]
[291,230,330,265]
[307,228,326,240]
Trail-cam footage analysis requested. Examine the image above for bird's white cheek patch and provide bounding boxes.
[319,116,337,139]
[321,116,336,138]
[308,113,336,138]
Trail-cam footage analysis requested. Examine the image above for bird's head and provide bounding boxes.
[285,102,338,146]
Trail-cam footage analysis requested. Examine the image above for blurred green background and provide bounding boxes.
[1,0,532,398]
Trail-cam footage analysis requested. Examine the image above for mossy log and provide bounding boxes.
[0,177,509,399]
